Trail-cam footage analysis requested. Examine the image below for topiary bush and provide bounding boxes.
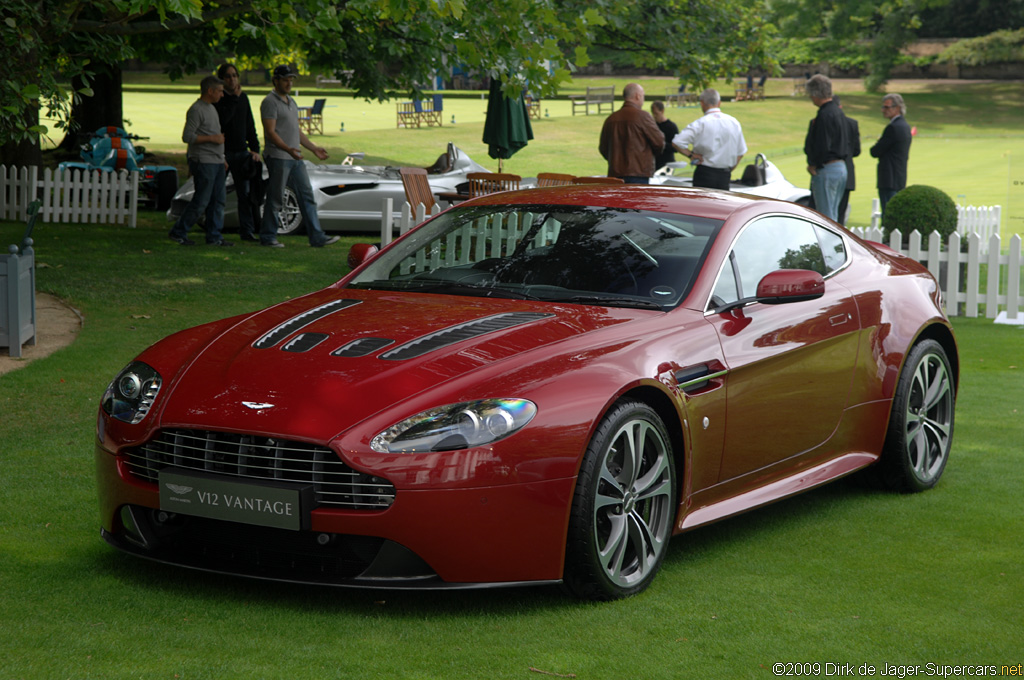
[883,185,958,243]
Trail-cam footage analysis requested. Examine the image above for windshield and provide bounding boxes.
[347,204,722,309]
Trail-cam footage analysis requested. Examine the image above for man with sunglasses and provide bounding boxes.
[215,63,261,242]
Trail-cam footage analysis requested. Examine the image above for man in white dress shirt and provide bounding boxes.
[671,89,747,190]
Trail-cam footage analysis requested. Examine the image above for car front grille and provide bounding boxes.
[123,429,395,510]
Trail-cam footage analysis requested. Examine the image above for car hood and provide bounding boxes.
[157,289,648,441]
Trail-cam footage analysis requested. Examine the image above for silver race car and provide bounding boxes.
[167,146,809,235]
[652,153,811,206]
[166,143,488,234]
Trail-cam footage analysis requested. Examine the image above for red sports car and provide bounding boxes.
[96,186,957,600]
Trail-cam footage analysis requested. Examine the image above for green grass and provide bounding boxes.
[42,76,1024,235]
[2,207,1023,678]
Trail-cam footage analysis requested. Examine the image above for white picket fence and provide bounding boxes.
[848,226,1023,321]
[869,198,1001,255]
[380,198,443,246]
[1,165,138,227]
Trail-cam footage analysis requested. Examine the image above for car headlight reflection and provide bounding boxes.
[371,398,537,453]
[101,361,162,424]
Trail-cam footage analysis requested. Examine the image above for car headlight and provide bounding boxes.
[101,361,162,424]
[370,398,537,453]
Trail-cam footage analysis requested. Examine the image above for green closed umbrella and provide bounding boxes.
[482,79,534,173]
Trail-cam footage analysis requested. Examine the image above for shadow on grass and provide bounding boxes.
[80,474,886,615]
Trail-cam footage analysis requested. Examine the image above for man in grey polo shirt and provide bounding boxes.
[170,75,232,246]
[259,65,339,248]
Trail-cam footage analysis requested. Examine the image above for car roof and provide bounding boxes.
[458,185,790,222]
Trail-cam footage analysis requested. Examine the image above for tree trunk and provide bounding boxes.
[58,64,125,150]
[0,107,43,167]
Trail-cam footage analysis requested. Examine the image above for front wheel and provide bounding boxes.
[875,339,955,492]
[564,400,676,600]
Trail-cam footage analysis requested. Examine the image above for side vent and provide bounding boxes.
[380,312,553,361]
[332,337,395,358]
[254,299,360,349]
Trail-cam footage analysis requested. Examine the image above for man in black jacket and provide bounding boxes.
[804,74,848,223]
[870,93,912,217]
[835,95,860,226]
[215,63,262,241]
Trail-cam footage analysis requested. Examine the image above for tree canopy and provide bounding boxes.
[1,0,775,159]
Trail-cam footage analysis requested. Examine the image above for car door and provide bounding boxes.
[706,215,861,481]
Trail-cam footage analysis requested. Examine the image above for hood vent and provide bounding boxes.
[380,312,553,361]
[254,299,360,349]
[282,333,329,353]
[331,337,395,358]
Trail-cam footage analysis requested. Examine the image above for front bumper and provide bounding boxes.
[96,444,576,588]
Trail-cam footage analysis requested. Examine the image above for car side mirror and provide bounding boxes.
[756,269,825,304]
[347,243,379,269]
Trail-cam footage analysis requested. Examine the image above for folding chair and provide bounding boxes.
[466,172,521,197]
[536,172,574,187]
[399,167,437,213]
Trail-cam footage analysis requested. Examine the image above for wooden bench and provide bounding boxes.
[665,88,697,107]
[570,85,615,116]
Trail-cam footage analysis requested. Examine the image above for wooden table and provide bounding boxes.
[436,191,470,204]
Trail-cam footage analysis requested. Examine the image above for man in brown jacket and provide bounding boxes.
[598,83,665,183]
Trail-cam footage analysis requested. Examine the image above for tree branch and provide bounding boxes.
[72,3,254,36]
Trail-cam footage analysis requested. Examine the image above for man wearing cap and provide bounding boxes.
[170,75,231,246]
[259,65,339,248]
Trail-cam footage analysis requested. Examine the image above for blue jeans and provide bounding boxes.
[172,160,226,242]
[621,176,650,184]
[261,157,328,245]
[810,162,847,223]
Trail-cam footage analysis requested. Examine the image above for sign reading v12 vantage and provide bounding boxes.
[159,469,312,530]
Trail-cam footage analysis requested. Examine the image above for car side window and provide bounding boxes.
[815,225,847,271]
[712,216,833,306]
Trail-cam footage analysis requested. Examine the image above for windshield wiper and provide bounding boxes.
[548,295,663,310]
[402,283,542,300]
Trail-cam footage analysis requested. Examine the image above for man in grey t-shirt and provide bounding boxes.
[170,75,232,246]
[258,65,338,248]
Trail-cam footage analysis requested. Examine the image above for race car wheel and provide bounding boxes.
[876,339,955,492]
[276,186,304,235]
[564,400,675,600]
[260,187,305,235]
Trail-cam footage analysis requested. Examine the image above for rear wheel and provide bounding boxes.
[564,400,675,600]
[260,186,305,235]
[875,339,955,492]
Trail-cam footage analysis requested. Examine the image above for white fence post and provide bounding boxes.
[380,198,444,247]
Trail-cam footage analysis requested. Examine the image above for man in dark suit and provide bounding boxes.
[834,95,859,226]
[870,93,912,216]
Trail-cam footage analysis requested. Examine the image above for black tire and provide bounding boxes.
[156,169,179,212]
[874,339,955,492]
[564,400,676,600]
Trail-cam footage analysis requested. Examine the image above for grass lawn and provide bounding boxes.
[41,75,1023,235]
[1,207,1022,677]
